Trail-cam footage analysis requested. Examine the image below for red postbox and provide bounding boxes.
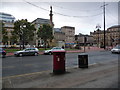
[52,50,66,74]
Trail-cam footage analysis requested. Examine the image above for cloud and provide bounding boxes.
[1,1,118,35]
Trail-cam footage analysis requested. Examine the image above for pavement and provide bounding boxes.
[2,59,118,88]
[6,46,105,56]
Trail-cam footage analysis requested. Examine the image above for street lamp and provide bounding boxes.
[20,24,26,49]
[96,24,101,48]
[20,26,23,50]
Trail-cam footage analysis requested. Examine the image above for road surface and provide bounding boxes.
[2,50,119,77]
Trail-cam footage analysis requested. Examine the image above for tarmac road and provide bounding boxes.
[2,50,119,77]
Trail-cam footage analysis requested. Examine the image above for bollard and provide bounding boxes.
[78,53,88,68]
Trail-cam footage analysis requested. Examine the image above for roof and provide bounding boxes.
[61,26,75,29]
[54,28,61,32]
[54,28,65,34]
[0,12,13,17]
[32,18,50,24]
[0,12,15,22]
[107,25,120,29]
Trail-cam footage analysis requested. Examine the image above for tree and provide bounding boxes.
[12,19,36,49]
[37,24,53,49]
[0,21,9,45]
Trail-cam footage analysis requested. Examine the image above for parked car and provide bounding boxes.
[0,48,6,58]
[44,47,65,55]
[14,48,39,57]
[111,45,120,54]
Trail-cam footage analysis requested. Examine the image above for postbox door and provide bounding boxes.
[53,53,65,70]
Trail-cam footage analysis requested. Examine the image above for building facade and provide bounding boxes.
[0,12,15,23]
[32,18,50,46]
[3,22,14,46]
[54,28,65,41]
[106,25,120,46]
[61,26,75,47]
[54,28,65,47]
[0,12,15,46]
[90,25,120,47]
[75,33,94,46]
[90,29,104,47]
[32,6,55,47]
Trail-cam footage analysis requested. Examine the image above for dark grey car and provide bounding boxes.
[0,48,6,58]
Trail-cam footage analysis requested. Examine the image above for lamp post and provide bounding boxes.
[20,24,26,49]
[97,29,100,48]
[101,2,108,49]
[20,26,23,50]
[96,24,101,48]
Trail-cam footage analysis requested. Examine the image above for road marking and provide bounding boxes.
[2,70,50,80]
[24,64,34,67]
[2,63,98,79]
[2,66,15,69]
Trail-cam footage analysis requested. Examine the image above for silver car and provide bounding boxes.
[44,47,65,55]
[111,45,120,54]
[14,48,39,57]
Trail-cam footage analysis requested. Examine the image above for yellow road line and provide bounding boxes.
[2,66,15,69]
[2,70,50,80]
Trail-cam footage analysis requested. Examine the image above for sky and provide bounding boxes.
[0,0,119,35]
